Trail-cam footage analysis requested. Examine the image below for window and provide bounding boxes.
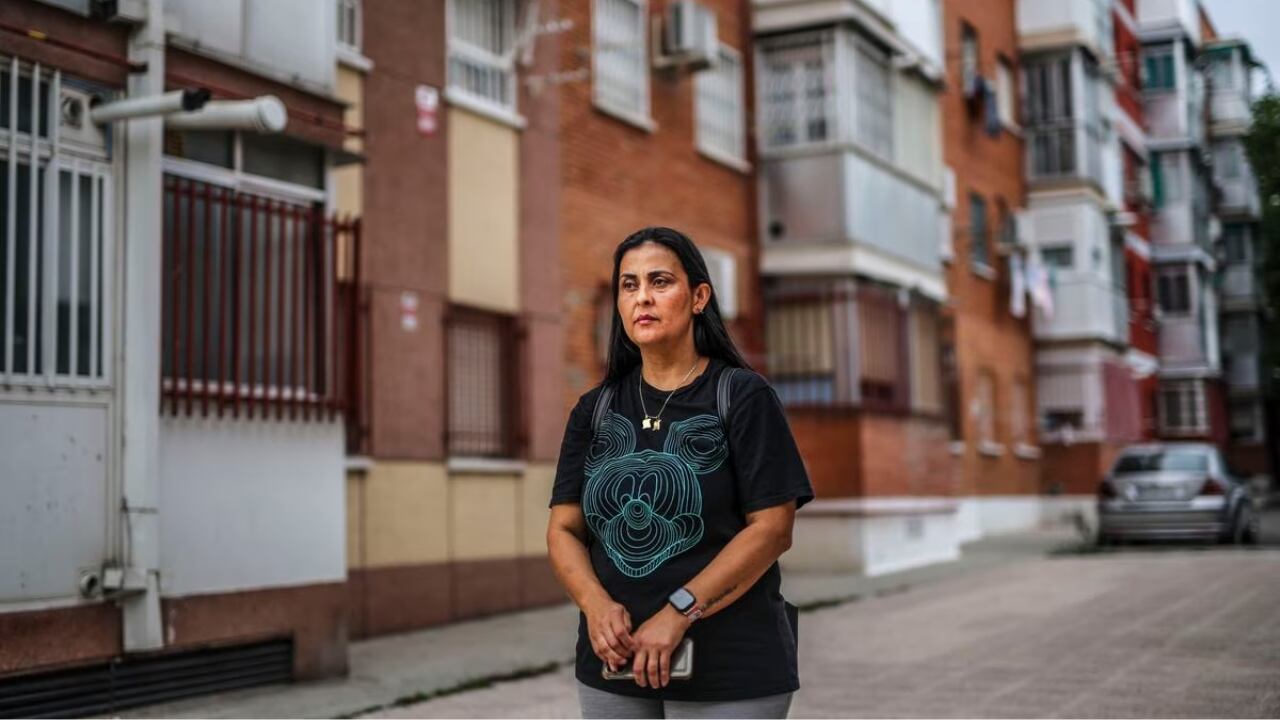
[695,45,745,164]
[594,0,649,122]
[858,285,904,410]
[1223,225,1250,264]
[854,39,892,159]
[1160,152,1184,203]
[969,193,989,270]
[1159,380,1206,434]
[1229,400,1261,441]
[337,0,361,54]
[1206,49,1235,91]
[758,32,834,149]
[1044,409,1083,432]
[448,0,518,113]
[1024,55,1075,177]
[1041,245,1073,270]
[995,200,1016,248]
[700,246,739,319]
[764,285,837,405]
[1223,316,1257,354]
[1156,267,1191,316]
[960,23,979,96]
[1143,45,1175,91]
[1009,378,1030,445]
[996,58,1015,127]
[1,59,110,385]
[909,302,942,414]
[1214,141,1242,180]
[976,370,996,444]
[447,306,521,457]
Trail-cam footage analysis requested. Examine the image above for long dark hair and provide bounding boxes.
[604,227,752,385]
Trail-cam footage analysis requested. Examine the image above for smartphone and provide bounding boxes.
[601,638,693,681]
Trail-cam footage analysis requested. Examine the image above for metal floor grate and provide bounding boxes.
[0,638,293,718]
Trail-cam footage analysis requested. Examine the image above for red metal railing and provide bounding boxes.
[161,176,366,443]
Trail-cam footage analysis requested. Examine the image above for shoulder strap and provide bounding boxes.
[591,382,616,435]
[716,367,741,431]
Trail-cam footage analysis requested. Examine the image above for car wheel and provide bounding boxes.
[1229,510,1251,546]
[1242,510,1261,546]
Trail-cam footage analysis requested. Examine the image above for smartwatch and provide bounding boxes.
[668,587,703,621]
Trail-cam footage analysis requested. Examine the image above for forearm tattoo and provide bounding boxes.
[703,583,738,611]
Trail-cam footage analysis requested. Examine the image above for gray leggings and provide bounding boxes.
[578,681,793,719]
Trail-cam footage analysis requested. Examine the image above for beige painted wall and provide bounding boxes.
[448,107,519,313]
[359,462,450,568]
[349,462,554,570]
[333,64,364,218]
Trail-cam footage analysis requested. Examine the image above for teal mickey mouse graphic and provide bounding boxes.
[582,412,727,578]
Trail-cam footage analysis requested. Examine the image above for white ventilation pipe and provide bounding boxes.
[165,95,288,133]
[89,88,210,124]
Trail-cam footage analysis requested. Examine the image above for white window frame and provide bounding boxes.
[446,0,522,125]
[1156,265,1192,317]
[592,0,653,131]
[699,246,738,319]
[336,0,362,56]
[1,57,113,391]
[695,44,747,170]
[756,30,837,153]
[852,35,893,161]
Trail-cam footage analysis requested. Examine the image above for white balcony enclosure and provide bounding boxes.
[1142,39,1204,148]
[1021,50,1111,191]
[165,0,338,93]
[1136,0,1201,47]
[752,0,943,73]
[1016,0,1114,62]
[1206,41,1256,132]
[755,25,946,297]
[1220,263,1257,307]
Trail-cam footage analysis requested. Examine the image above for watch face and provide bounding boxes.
[669,587,695,612]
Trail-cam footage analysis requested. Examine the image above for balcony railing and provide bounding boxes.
[161,176,367,446]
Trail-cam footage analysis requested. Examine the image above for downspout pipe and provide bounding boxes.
[119,0,165,652]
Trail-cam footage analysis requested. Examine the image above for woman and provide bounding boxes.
[547,227,814,719]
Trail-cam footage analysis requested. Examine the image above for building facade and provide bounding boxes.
[940,0,1043,541]
[750,0,958,575]
[1,0,361,703]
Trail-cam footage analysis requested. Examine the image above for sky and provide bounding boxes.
[1201,0,1280,92]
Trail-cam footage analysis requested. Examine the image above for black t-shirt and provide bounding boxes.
[550,358,814,702]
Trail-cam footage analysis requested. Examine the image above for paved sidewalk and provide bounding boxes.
[123,527,1082,719]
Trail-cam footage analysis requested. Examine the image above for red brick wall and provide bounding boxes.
[1042,441,1126,496]
[941,0,1040,498]
[557,0,759,412]
[362,0,449,460]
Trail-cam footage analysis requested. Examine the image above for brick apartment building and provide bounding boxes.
[940,0,1042,540]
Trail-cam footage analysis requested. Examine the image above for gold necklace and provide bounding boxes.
[638,358,700,431]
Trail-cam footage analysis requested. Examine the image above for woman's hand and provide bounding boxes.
[584,598,635,671]
[629,605,691,688]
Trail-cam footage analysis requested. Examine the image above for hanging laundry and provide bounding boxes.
[1027,258,1055,320]
[1010,252,1027,318]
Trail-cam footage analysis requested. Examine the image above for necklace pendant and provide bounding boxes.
[652,419,661,431]
[642,417,652,430]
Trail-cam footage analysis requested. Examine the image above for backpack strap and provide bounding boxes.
[716,367,742,432]
[591,382,617,435]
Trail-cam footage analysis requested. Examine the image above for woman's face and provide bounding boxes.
[617,242,709,352]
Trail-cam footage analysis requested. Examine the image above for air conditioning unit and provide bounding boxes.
[701,247,738,319]
[654,1,717,72]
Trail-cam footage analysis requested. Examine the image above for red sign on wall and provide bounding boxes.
[415,85,439,136]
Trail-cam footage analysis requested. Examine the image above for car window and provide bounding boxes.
[1113,450,1209,473]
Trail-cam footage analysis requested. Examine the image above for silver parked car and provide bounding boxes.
[1098,443,1261,545]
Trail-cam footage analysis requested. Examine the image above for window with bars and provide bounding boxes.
[1,59,110,386]
[447,306,521,458]
[695,45,745,164]
[1143,45,1175,91]
[448,0,518,113]
[337,0,362,54]
[593,0,649,121]
[1024,54,1076,178]
[960,23,979,96]
[160,176,363,422]
[758,31,834,150]
[1159,380,1206,434]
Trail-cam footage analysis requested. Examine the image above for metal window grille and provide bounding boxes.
[1156,266,1191,315]
[160,175,365,427]
[446,306,521,458]
[594,0,648,118]
[1158,380,1205,434]
[758,31,834,150]
[695,45,745,162]
[1024,55,1076,178]
[1,57,111,388]
[448,0,518,112]
[337,0,362,53]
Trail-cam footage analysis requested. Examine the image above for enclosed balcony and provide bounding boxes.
[1220,225,1260,308]
[1155,264,1219,374]
[756,28,946,295]
[1033,278,1130,346]
[1022,51,1107,191]
[1017,0,1114,61]
[1205,40,1258,132]
[1136,0,1202,46]
[1211,140,1261,220]
[1222,314,1260,391]
[1142,40,1204,147]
